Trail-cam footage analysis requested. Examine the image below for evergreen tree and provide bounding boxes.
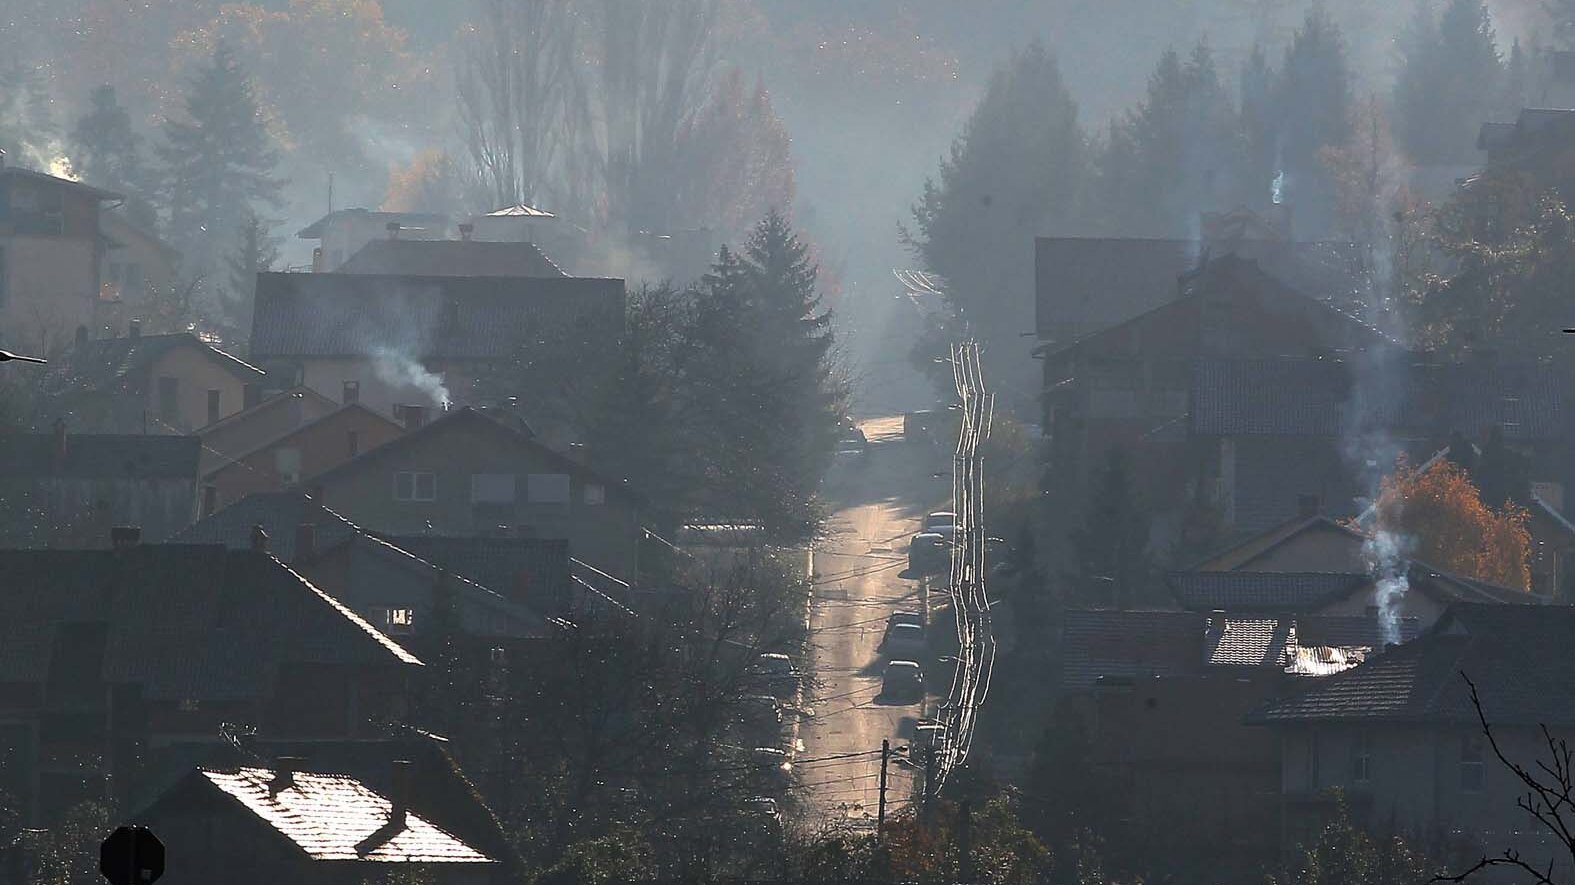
[1472,425,1531,509]
[1502,38,1529,115]
[1067,448,1151,608]
[1240,43,1279,211]
[222,210,279,347]
[1098,42,1245,237]
[907,40,1086,406]
[68,85,157,228]
[1273,9,1353,237]
[158,42,282,287]
[1394,0,1504,165]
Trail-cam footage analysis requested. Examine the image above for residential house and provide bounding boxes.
[97,208,179,331]
[197,386,341,476]
[248,271,624,423]
[0,537,420,823]
[0,425,200,545]
[1527,490,1575,599]
[172,492,554,640]
[39,325,264,434]
[1189,355,1574,536]
[306,407,643,586]
[201,403,403,514]
[298,208,451,272]
[0,160,120,355]
[133,763,496,885]
[336,236,566,278]
[1248,603,1575,872]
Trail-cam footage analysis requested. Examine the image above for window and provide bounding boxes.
[157,376,179,421]
[527,473,571,504]
[1350,729,1371,784]
[275,447,302,485]
[382,607,415,635]
[206,389,221,426]
[584,483,606,505]
[1461,735,1486,793]
[471,473,517,504]
[394,470,437,502]
[347,430,359,459]
[342,380,359,404]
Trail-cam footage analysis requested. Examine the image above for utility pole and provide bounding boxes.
[877,739,890,832]
[959,799,973,884]
[922,745,937,827]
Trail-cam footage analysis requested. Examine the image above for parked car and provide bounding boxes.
[883,622,926,658]
[751,747,793,790]
[911,719,948,754]
[882,611,923,646]
[835,428,870,462]
[749,653,800,698]
[736,695,783,741]
[908,532,950,575]
[924,511,956,531]
[881,660,924,702]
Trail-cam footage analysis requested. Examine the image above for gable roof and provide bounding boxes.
[297,209,448,239]
[1193,514,1367,571]
[1060,610,1205,690]
[1169,571,1370,612]
[1192,356,1571,441]
[337,238,566,278]
[310,407,636,504]
[198,386,339,437]
[1249,603,1575,726]
[0,545,418,698]
[41,333,263,397]
[249,272,623,360]
[378,533,572,618]
[0,432,199,480]
[205,402,402,478]
[0,165,119,200]
[171,492,361,561]
[187,767,493,863]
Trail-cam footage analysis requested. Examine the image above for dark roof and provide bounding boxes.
[0,545,418,698]
[249,272,623,360]
[1169,572,1369,612]
[337,239,566,278]
[41,333,262,397]
[205,403,402,477]
[1192,356,1571,441]
[378,533,572,617]
[1250,603,1575,726]
[1193,514,1367,571]
[197,386,338,437]
[1060,610,1205,690]
[0,165,119,200]
[0,432,199,480]
[297,208,448,239]
[188,767,493,863]
[1477,120,1518,152]
[171,492,360,561]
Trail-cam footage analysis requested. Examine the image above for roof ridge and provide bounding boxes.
[205,402,401,476]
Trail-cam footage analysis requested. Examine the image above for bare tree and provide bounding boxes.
[1435,674,1575,885]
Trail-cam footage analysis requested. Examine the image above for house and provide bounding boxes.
[0,424,200,545]
[248,271,624,421]
[336,236,566,278]
[0,537,420,823]
[197,386,341,476]
[97,208,180,329]
[38,325,265,434]
[1248,603,1575,870]
[0,159,121,355]
[201,402,404,513]
[298,208,451,272]
[133,763,495,885]
[172,492,554,639]
[1192,511,1371,573]
[306,407,644,586]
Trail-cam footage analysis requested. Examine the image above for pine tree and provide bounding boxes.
[1240,43,1279,212]
[158,42,282,285]
[1067,448,1151,608]
[1273,8,1353,236]
[1393,0,1504,165]
[69,85,157,228]
[222,210,279,347]
[1502,38,1529,115]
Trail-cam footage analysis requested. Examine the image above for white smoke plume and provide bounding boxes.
[1363,527,1412,647]
[370,346,450,408]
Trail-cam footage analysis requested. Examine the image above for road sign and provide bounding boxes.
[99,826,164,885]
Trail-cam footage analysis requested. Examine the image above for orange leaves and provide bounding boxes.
[1375,458,1531,591]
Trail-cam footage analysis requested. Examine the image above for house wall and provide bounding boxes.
[294,355,468,418]
[145,345,256,433]
[0,235,99,355]
[1234,526,1369,573]
[1317,585,1449,628]
[321,218,447,271]
[204,408,403,511]
[99,217,177,316]
[198,392,339,475]
[312,423,642,584]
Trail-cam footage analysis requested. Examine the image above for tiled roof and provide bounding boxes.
[172,493,360,562]
[1204,616,1294,668]
[1060,610,1205,690]
[1192,357,1572,441]
[1250,603,1575,726]
[199,767,493,863]
[1169,572,1368,612]
[337,239,566,278]
[249,272,622,360]
[0,432,199,480]
[0,546,418,698]
[41,333,262,396]
[379,533,572,618]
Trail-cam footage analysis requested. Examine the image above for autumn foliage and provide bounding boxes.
[1374,459,1531,591]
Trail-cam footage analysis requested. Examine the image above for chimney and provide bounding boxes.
[128,319,141,339]
[293,523,317,563]
[250,524,269,553]
[388,759,411,830]
[110,526,141,549]
[458,222,474,241]
[1296,494,1322,519]
[402,404,427,431]
[74,325,88,347]
[269,757,304,796]
[52,418,66,464]
[386,221,401,240]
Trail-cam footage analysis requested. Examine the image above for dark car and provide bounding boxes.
[880,660,924,703]
[908,529,958,576]
[881,610,923,648]
[749,653,800,698]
